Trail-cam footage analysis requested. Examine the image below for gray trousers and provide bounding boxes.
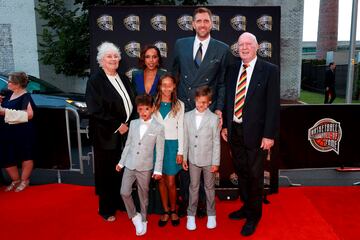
[187,162,216,216]
[120,168,151,221]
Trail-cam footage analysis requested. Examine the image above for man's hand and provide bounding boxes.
[221,128,228,142]
[215,110,223,129]
[260,137,274,150]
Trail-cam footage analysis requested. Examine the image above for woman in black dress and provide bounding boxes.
[86,42,136,222]
[0,72,35,192]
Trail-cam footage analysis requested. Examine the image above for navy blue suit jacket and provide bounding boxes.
[172,37,230,112]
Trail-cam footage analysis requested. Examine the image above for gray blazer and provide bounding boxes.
[119,118,164,173]
[171,37,230,112]
[183,109,220,167]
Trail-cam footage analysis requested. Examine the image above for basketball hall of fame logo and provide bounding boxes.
[124,41,141,58]
[177,15,193,31]
[230,15,246,31]
[230,42,239,57]
[151,15,167,31]
[124,15,140,31]
[211,15,220,31]
[97,15,113,31]
[154,41,167,58]
[258,41,272,58]
[257,15,272,31]
[308,118,342,154]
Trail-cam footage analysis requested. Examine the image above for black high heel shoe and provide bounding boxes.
[158,211,170,227]
[170,210,180,226]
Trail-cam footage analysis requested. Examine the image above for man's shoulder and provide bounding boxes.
[175,37,194,45]
[256,58,279,71]
[210,38,229,49]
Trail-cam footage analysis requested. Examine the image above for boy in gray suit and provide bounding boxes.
[182,86,220,231]
[116,94,164,236]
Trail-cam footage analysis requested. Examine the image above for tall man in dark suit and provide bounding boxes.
[324,62,336,104]
[172,7,230,217]
[222,32,280,236]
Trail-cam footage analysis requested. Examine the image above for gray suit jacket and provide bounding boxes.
[119,118,164,173]
[171,37,230,112]
[183,109,220,167]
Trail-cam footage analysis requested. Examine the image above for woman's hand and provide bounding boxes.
[115,123,129,135]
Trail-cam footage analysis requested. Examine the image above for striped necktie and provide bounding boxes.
[194,43,202,68]
[234,64,249,119]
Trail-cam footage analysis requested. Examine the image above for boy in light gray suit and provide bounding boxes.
[182,86,220,231]
[116,94,164,236]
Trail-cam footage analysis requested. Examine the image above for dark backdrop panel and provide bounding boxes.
[280,104,360,169]
[89,5,281,193]
[89,6,280,74]
[34,108,70,169]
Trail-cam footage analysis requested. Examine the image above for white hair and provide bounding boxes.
[239,32,258,45]
[96,42,121,67]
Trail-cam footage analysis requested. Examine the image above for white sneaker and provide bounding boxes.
[207,216,217,229]
[136,221,147,236]
[131,213,144,235]
[186,216,196,231]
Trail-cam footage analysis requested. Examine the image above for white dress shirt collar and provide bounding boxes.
[193,35,211,61]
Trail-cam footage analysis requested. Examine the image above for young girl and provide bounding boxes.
[153,73,184,227]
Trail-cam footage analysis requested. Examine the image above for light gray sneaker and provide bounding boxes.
[131,213,144,235]
[207,216,217,229]
[186,216,196,231]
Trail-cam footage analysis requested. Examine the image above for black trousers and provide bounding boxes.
[324,87,336,104]
[230,122,266,222]
[93,147,125,217]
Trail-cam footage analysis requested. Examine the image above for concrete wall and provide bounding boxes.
[0,0,39,76]
[209,0,304,100]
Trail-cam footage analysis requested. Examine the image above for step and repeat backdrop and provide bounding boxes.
[89,6,281,193]
[89,6,280,76]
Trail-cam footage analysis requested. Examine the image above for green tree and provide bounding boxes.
[36,0,207,77]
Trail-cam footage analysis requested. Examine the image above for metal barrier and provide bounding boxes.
[64,107,93,175]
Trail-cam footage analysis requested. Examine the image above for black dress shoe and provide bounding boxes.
[228,208,247,220]
[241,220,258,236]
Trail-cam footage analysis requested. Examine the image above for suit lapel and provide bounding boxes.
[228,62,241,113]
[194,38,215,78]
[185,37,197,73]
[198,109,211,130]
[245,59,263,104]
[133,120,141,142]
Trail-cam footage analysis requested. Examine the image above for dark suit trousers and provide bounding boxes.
[93,147,125,217]
[230,122,265,222]
[324,87,336,104]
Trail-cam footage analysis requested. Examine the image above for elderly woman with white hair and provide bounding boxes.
[86,42,136,222]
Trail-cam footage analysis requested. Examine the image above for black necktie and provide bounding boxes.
[194,43,203,68]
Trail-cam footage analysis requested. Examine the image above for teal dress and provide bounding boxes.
[159,102,182,175]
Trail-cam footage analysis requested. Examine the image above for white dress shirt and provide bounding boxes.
[195,109,205,129]
[193,35,211,61]
[139,118,152,139]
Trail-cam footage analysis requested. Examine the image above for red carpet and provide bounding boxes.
[0,184,359,239]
